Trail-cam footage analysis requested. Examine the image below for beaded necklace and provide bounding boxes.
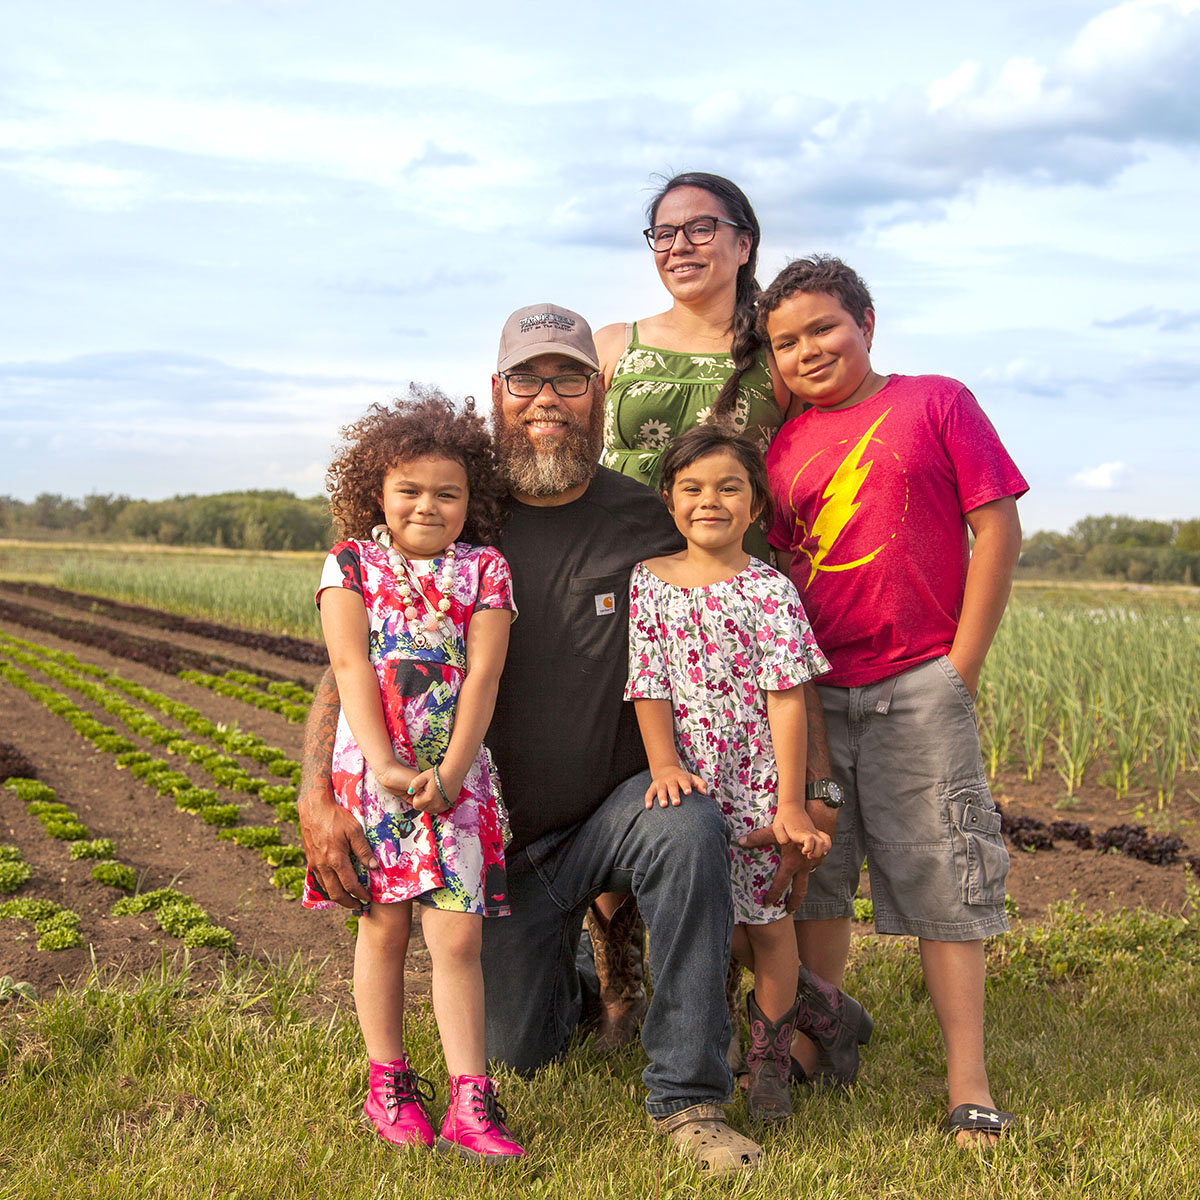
[371,524,456,649]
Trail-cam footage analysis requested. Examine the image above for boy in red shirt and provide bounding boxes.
[760,256,1027,1144]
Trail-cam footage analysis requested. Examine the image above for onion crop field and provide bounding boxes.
[980,591,1200,808]
[0,541,325,638]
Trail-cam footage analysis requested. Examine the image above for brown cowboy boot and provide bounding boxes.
[792,964,874,1086]
[725,957,747,1082]
[585,897,648,1054]
[745,990,800,1122]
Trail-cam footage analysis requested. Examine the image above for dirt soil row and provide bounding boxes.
[0,581,328,664]
[1,590,1196,1002]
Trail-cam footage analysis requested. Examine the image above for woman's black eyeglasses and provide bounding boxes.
[642,216,741,252]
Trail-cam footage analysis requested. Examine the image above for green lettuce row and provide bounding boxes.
[207,668,314,706]
[0,897,83,951]
[178,669,309,723]
[0,632,301,783]
[0,656,309,896]
[0,843,34,895]
[111,888,234,949]
[0,641,299,814]
[0,777,232,947]
[4,777,133,892]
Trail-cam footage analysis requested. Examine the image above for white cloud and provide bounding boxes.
[2,157,147,210]
[1071,462,1129,489]
[927,61,980,111]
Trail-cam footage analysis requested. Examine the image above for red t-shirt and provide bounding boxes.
[766,374,1028,688]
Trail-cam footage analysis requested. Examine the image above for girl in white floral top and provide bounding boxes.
[625,426,831,1122]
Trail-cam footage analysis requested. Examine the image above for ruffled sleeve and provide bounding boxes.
[624,563,672,701]
[753,570,831,691]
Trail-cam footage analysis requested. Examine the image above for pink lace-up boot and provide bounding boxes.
[363,1056,436,1148]
[436,1074,525,1163]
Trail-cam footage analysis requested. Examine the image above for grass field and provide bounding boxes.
[3,896,1198,1200]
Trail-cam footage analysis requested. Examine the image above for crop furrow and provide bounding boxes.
[0,593,301,681]
[0,581,327,664]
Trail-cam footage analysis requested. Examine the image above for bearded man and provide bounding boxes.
[299,304,852,1174]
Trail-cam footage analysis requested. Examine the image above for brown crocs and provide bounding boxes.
[651,1103,762,1175]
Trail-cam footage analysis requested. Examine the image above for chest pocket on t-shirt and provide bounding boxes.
[568,571,630,663]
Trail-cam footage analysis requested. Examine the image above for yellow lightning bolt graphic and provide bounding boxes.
[801,410,891,585]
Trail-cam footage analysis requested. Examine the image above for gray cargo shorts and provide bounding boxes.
[797,655,1010,940]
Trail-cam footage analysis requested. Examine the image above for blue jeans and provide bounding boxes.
[481,771,734,1116]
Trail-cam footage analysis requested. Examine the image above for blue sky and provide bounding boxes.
[1,0,1197,533]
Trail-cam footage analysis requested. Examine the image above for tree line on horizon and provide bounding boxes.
[2,493,1199,583]
[1018,515,1200,585]
[0,491,334,552]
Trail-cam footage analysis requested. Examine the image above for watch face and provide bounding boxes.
[827,780,845,805]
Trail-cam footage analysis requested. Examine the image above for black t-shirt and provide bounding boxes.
[489,468,683,851]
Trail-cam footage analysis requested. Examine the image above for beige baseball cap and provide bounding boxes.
[496,303,600,373]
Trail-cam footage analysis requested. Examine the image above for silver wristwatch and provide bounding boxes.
[805,778,846,808]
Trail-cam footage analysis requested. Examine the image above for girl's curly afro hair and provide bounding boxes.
[326,384,506,545]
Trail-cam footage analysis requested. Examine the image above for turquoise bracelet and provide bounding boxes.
[432,763,452,809]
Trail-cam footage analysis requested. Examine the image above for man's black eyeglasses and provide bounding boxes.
[500,371,598,398]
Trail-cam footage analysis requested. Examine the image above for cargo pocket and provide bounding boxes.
[946,781,1008,906]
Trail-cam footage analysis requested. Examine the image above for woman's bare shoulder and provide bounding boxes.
[594,322,630,384]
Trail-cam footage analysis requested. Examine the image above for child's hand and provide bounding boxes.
[771,802,832,860]
[644,768,708,809]
[375,759,417,799]
[406,769,445,815]
[406,767,461,815]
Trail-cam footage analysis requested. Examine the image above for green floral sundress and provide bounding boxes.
[601,323,783,560]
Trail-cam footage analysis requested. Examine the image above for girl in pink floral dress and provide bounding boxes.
[625,425,830,1122]
[303,389,524,1162]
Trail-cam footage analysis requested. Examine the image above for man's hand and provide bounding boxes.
[298,787,377,909]
[297,667,376,909]
[740,798,837,912]
[741,828,813,911]
[643,767,708,809]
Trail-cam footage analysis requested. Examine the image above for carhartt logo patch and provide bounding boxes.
[594,592,615,616]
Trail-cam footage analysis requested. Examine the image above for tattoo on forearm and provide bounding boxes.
[300,669,339,795]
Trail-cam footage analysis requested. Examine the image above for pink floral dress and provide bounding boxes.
[625,560,830,924]
[302,540,514,917]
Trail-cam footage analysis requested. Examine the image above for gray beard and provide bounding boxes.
[495,400,602,499]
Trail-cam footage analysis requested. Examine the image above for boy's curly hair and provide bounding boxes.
[756,254,875,336]
[326,384,506,545]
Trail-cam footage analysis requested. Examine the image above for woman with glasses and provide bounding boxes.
[594,172,794,562]
[589,174,795,1065]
